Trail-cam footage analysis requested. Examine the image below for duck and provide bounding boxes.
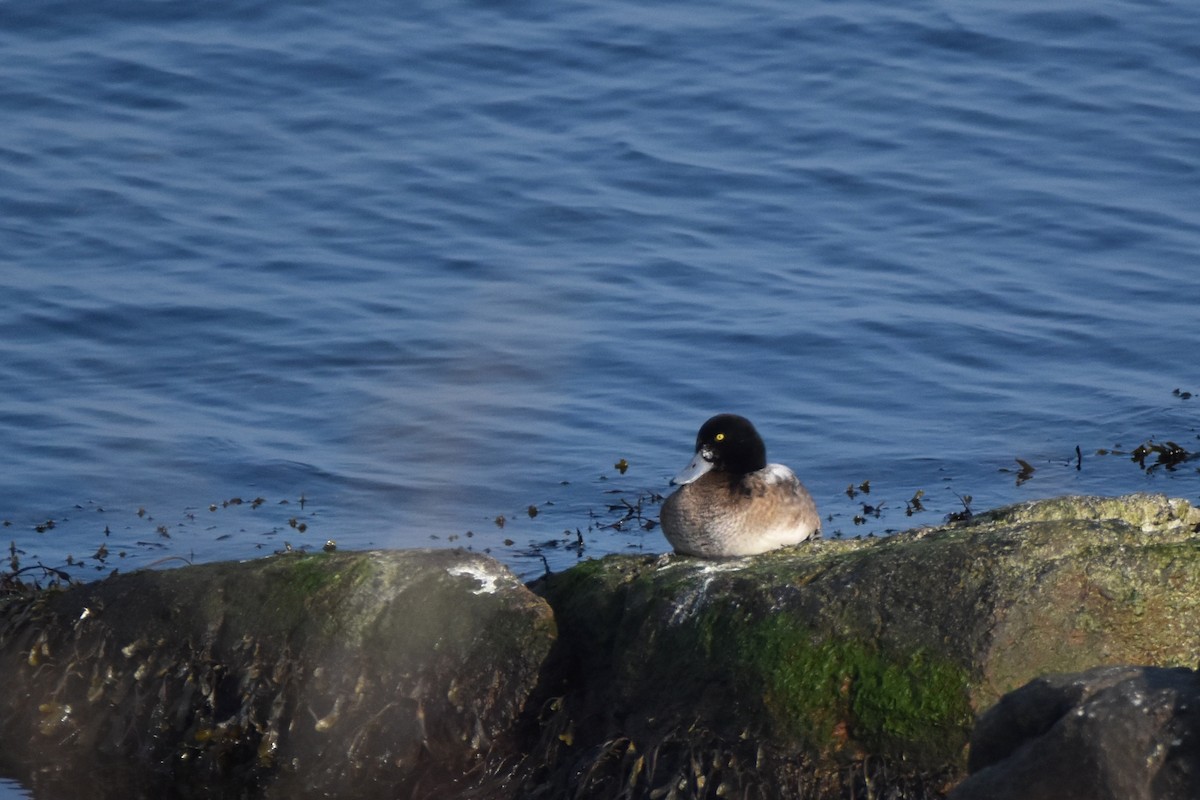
[660,413,819,558]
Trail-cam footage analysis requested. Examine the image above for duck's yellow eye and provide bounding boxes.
[715,433,725,442]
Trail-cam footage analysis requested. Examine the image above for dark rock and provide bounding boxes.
[0,549,555,799]
[516,494,1200,798]
[950,665,1200,800]
[3,494,1200,799]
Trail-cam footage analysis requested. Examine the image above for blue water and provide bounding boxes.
[0,780,28,800]
[3,0,1200,595]
[3,1,1200,796]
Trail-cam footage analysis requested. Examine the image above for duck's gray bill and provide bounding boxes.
[670,447,715,486]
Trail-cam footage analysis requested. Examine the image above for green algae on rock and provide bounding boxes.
[523,493,1200,798]
[0,549,555,799]
[2,494,1200,799]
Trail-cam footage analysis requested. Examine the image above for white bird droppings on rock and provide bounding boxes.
[447,563,502,595]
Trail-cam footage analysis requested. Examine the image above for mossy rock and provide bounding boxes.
[3,494,1199,799]
[525,493,1200,798]
[0,549,555,799]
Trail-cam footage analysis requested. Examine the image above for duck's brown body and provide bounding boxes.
[660,414,819,558]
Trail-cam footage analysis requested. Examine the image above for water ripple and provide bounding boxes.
[1,0,1199,589]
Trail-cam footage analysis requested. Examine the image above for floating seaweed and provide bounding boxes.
[905,489,926,517]
[1,560,73,597]
[1131,440,1193,472]
[946,494,974,523]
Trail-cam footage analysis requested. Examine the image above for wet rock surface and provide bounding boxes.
[951,665,1200,800]
[0,549,555,799]
[518,493,1200,798]
[2,494,1200,799]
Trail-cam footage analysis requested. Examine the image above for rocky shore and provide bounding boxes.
[2,493,1198,798]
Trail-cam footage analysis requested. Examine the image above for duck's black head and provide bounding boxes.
[694,413,768,476]
[671,413,770,486]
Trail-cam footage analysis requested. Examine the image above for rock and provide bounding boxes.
[950,665,1200,800]
[0,549,555,799]
[3,494,1200,799]
[518,493,1200,798]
